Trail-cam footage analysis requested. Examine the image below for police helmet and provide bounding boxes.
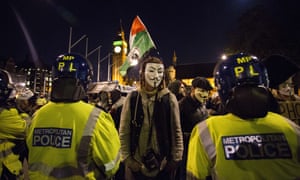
[52,53,93,89]
[214,53,269,104]
[0,69,15,102]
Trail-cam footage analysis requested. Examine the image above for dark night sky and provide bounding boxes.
[0,0,295,73]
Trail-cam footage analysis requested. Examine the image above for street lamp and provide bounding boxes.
[221,54,227,60]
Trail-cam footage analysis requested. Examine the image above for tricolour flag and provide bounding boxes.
[119,16,156,76]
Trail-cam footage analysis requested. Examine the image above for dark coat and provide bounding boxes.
[179,95,209,133]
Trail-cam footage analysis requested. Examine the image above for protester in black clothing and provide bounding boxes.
[177,76,213,180]
[179,77,213,132]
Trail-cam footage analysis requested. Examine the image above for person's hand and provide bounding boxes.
[126,157,142,172]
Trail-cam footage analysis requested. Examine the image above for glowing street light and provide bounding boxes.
[221,54,227,60]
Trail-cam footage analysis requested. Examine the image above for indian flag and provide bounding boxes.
[119,16,156,76]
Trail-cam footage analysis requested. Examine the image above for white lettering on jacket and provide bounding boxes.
[222,133,292,160]
[32,128,73,148]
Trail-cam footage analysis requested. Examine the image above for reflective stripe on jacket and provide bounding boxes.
[186,112,300,180]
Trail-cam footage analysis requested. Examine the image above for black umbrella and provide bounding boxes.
[261,55,300,88]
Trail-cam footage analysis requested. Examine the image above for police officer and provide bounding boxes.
[26,53,120,179]
[0,69,27,180]
[186,53,300,179]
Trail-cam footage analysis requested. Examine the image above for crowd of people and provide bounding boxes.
[0,52,300,180]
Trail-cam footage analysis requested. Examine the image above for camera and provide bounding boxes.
[142,149,160,170]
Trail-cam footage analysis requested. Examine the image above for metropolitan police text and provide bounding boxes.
[222,133,292,160]
[32,128,73,148]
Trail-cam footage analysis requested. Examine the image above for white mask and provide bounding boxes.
[144,63,164,88]
[194,87,209,104]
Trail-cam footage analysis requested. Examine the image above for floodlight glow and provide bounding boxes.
[221,54,227,60]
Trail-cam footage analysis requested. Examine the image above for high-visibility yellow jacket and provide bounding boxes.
[26,101,120,180]
[187,112,300,180]
[0,107,27,178]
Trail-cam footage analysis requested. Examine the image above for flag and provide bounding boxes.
[119,16,156,76]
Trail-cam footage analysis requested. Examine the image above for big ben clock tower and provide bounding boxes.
[111,27,127,85]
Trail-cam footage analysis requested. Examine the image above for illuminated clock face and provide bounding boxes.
[114,46,122,53]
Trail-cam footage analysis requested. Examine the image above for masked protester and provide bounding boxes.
[186,53,300,179]
[26,53,120,179]
[119,56,183,180]
[0,69,27,180]
[177,76,213,180]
